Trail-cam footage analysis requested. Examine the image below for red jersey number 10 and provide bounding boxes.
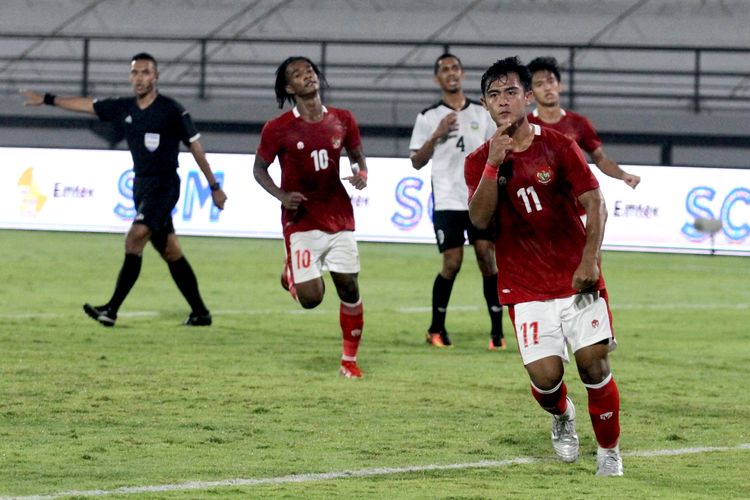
[310,149,329,171]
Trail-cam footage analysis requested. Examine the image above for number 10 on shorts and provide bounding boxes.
[295,249,311,269]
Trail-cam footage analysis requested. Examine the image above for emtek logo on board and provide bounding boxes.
[17,167,96,217]
[17,167,47,216]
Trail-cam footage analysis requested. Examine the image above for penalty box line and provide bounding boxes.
[4,443,750,499]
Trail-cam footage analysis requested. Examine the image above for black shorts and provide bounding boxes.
[132,174,179,237]
[432,210,496,253]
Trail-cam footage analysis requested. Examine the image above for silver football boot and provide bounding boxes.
[596,445,624,476]
[551,397,579,462]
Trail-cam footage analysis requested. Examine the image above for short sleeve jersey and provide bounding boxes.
[94,94,200,177]
[464,124,604,304]
[527,108,602,154]
[410,100,495,210]
[256,106,361,236]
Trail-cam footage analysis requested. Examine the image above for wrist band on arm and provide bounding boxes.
[43,93,56,106]
[482,162,499,182]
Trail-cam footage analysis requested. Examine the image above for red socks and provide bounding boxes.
[340,299,363,361]
[531,381,569,416]
[585,374,621,449]
[532,375,620,449]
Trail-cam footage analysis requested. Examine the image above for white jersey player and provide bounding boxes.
[408,53,505,350]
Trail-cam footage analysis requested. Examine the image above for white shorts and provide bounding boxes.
[510,291,616,365]
[286,230,360,283]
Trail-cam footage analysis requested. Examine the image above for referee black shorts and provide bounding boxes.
[132,175,180,244]
[432,210,496,253]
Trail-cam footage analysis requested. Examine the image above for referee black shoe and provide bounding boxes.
[439,329,453,347]
[83,303,116,327]
[184,310,212,326]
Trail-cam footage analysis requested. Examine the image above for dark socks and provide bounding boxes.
[429,273,454,333]
[168,256,208,314]
[107,253,143,313]
[483,273,504,339]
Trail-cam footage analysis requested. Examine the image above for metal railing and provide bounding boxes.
[2,33,750,113]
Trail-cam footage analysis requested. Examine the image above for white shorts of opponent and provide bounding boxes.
[287,229,360,283]
[511,291,617,365]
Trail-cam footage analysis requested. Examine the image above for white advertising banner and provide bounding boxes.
[1,147,748,256]
[592,164,749,256]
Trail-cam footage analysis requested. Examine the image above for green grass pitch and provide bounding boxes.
[0,229,748,498]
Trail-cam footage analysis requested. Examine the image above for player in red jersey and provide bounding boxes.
[253,56,368,379]
[465,56,623,476]
[527,56,640,190]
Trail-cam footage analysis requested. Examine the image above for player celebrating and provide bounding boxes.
[466,56,623,476]
[527,56,640,189]
[409,53,505,350]
[20,52,226,327]
[253,56,368,379]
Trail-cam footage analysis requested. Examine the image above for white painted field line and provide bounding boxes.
[397,305,482,313]
[1,302,748,321]
[398,303,750,313]
[614,303,749,311]
[4,443,749,499]
[0,308,327,320]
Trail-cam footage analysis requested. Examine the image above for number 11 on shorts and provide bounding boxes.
[519,321,539,348]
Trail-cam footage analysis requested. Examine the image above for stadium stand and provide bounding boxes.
[1,0,749,166]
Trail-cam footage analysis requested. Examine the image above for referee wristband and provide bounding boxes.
[209,181,221,192]
[43,93,56,106]
[482,162,499,182]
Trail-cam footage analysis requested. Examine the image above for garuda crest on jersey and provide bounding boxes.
[536,165,553,185]
[332,137,342,149]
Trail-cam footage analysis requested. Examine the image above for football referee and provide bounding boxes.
[21,52,227,327]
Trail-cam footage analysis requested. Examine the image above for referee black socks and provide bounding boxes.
[107,253,143,313]
[168,256,208,315]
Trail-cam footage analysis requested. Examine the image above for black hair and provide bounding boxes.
[131,52,158,69]
[527,56,561,82]
[274,56,328,109]
[480,56,532,95]
[434,53,463,75]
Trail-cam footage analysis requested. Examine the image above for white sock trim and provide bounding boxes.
[341,355,357,362]
[341,298,362,308]
[583,373,613,390]
[531,379,563,395]
[598,442,620,453]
